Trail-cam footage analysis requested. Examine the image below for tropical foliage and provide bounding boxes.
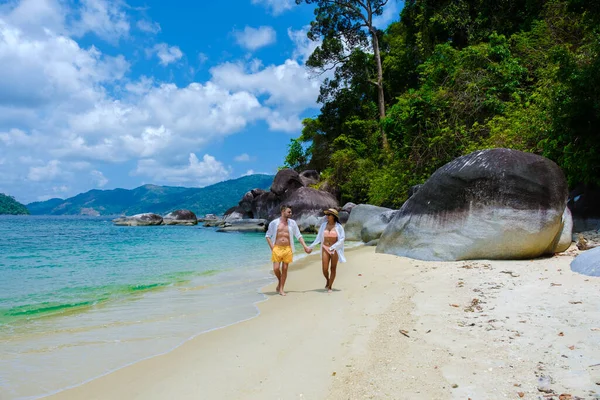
[289,0,600,208]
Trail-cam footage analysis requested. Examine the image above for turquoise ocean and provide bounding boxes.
[0,215,316,399]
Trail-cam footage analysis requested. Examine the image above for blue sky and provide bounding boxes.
[0,0,401,204]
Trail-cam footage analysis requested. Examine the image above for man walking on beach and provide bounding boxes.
[266,205,312,296]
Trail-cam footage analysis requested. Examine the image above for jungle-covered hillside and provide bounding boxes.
[288,0,600,208]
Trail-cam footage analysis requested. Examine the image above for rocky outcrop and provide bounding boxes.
[345,204,392,241]
[361,210,398,243]
[568,184,600,232]
[271,169,304,196]
[224,169,340,232]
[113,213,163,226]
[163,210,198,225]
[555,207,573,252]
[571,246,600,277]
[377,148,570,261]
[299,170,319,187]
[217,219,268,233]
[338,202,357,224]
[282,187,338,232]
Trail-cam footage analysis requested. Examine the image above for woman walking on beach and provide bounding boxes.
[309,208,346,292]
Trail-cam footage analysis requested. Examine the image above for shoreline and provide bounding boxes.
[35,247,344,400]
[35,245,600,399]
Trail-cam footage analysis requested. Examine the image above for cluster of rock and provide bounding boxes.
[111,148,599,268]
[112,210,198,226]
[346,149,574,262]
[222,169,342,232]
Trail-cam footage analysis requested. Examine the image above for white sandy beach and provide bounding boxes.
[46,245,600,400]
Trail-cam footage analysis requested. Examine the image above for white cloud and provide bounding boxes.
[71,0,130,42]
[210,59,321,120]
[150,43,184,66]
[243,169,255,176]
[133,153,232,186]
[3,0,66,37]
[198,52,208,64]
[0,21,129,110]
[0,0,324,202]
[52,185,69,193]
[136,19,160,34]
[27,159,62,181]
[91,169,108,187]
[234,153,251,162]
[234,26,276,51]
[251,0,295,15]
[288,26,320,64]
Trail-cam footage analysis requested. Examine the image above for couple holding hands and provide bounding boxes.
[265,205,346,296]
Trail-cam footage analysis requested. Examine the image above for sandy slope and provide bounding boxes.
[47,246,600,400]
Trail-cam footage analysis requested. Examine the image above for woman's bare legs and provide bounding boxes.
[322,250,331,289]
[327,251,339,292]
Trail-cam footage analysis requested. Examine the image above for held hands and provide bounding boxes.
[304,246,312,254]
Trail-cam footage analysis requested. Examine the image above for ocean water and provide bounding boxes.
[0,216,315,399]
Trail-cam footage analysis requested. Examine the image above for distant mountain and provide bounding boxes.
[27,174,274,216]
[0,193,30,215]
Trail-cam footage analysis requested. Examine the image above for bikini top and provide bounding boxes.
[324,228,338,240]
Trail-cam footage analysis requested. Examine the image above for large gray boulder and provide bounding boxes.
[345,204,392,241]
[571,246,600,277]
[377,148,570,261]
[240,169,339,232]
[361,210,398,243]
[555,207,573,252]
[282,187,338,232]
[113,213,163,226]
[299,170,319,187]
[271,169,304,196]
[338,202,357,224]
[163,210,198,225]
[251,191,280,220]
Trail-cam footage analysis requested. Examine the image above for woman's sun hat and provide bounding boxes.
[323,208,339,218]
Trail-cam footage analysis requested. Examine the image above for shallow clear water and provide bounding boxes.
[0,215,315,399]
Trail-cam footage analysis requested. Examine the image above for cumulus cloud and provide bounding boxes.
[234,26,277,51]
[91,169,108,187]
[3,0,66,37]
[136,19,160,34]
[133,153,232,186]
[27,159,62,181]
[149,43,184,65]
[0,0,324,202]
[71,0,130,42]
[251,0,295,15]
[234,153,251,162]
[0,20,129,110]
[288,26,320,64]
[210,60,320,115]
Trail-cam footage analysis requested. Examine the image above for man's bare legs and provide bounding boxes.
[279,263,288,296]
[273,262,289,296]
[273,262,282,293]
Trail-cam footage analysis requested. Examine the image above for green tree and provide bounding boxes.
[296,0,397,149]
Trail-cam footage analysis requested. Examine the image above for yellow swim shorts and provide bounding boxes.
[271,245,293,264]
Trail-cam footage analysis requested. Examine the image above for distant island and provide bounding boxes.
[0,193,30,215]
[26,174,274,216]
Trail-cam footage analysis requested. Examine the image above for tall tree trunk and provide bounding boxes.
[371,29,389,151]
